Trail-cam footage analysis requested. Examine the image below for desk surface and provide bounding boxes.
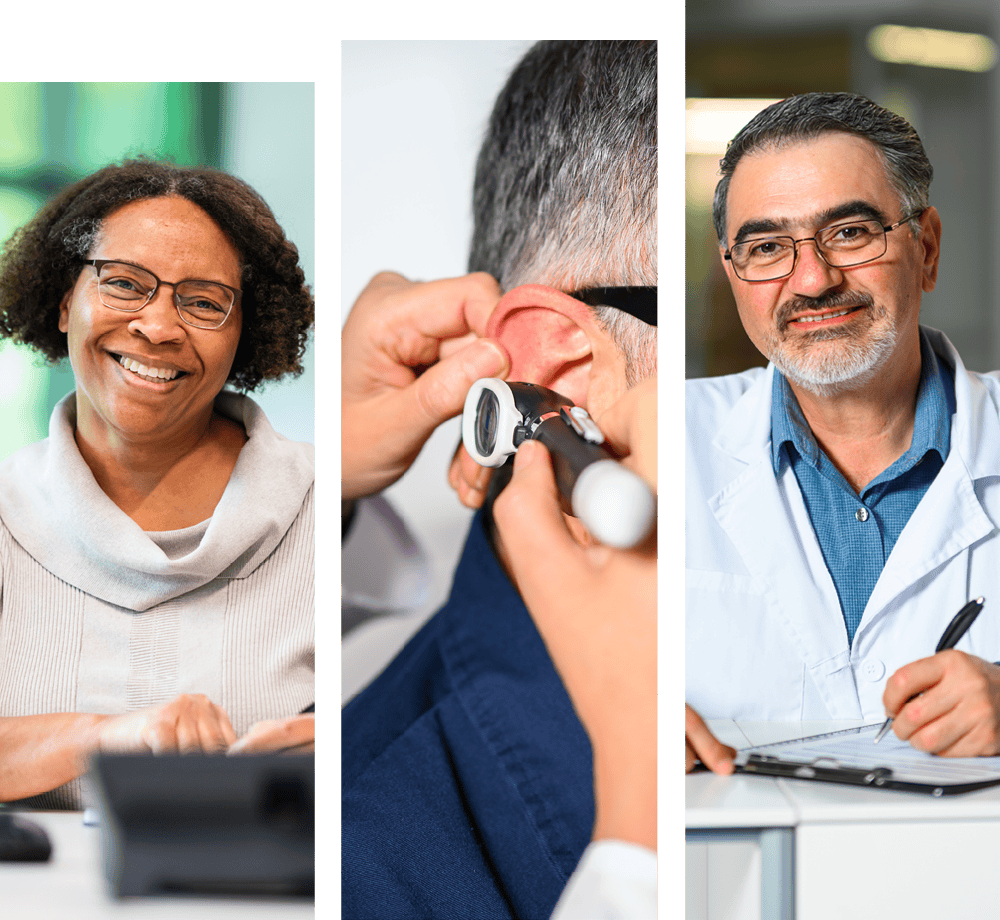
[690,720,1000,825]
[689,722,1000,920]
[0,812,313,919]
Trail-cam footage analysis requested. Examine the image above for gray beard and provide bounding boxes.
[763,294,896,396]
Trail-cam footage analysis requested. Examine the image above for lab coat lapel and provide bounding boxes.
[865,334,999,622]
[711,369,862,719]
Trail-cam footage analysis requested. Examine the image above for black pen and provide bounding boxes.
[874,596,986,744]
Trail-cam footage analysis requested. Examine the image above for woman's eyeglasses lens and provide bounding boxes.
[94,261,234,329]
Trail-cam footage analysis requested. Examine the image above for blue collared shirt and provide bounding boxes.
[771,331,955,645]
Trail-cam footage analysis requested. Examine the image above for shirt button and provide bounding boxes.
[856,507,870,522]
[861,658,885,681]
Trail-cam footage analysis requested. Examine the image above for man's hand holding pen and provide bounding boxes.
[883,651,1000,757]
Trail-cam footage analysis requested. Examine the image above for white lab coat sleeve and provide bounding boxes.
[550,840,656,920]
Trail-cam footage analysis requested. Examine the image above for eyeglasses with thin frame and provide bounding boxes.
[83,259,241,329]
[724,210,926,282]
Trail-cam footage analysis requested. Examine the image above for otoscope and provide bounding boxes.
[461,379,655,549]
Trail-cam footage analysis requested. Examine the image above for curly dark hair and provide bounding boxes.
[0,157,313,392]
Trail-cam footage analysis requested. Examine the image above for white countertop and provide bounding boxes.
[0,811,314,919]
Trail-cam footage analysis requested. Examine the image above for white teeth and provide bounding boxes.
[117,355,180,381]
[795,309,852,323]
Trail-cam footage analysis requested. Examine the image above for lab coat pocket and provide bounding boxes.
[686,568,805,720]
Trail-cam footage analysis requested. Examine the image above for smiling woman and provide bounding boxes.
[0,160,315,809]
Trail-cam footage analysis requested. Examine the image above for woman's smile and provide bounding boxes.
[58,196,243,447]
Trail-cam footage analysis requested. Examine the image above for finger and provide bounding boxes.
[899,656,1000,754]
[196,706,237,753]
[892,689,954,744]
[378,272,502,342]
[493,440,592,608]
[594,384,641,452]
[935,733,985,758]
[228,720,280,755]
[397,337,509,437]
[438,330,478,361]
[449,443,492,509]
[455,477,490,510]
[686,740,698,774]
[217,707,238,748]
[175,712,203,755]
[904,704,971,753]
[685,705,735,775]
[882,654,945,717]
[594,379,657,490]
[229,717,315,755]
[932,716,1000,758]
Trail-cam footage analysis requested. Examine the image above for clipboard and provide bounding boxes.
[733,723,1000,796]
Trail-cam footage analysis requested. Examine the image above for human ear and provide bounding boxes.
[58,290,72,333]
[449,283,620,510]
[918,206,942,293]
[485,284,598,407]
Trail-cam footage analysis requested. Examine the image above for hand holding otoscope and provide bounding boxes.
[490,376,657,851]
[462,379,656,548]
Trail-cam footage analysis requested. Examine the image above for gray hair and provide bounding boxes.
[712,92,933,243]
[469,40,657,375]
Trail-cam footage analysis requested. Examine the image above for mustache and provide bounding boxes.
[776,291,875,332]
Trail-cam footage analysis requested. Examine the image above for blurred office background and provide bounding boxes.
[686,2,999,379]
[0,82,314,460]
[341,41,535,700]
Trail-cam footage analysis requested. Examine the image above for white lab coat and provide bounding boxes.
[687,328,1000,721]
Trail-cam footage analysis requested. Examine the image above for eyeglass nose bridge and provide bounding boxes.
[137,278,183,312]
[126,276,161,310]
[785,233,841,276]
[119,280,193,332]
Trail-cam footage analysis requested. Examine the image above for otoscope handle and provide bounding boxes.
[533,416,612,495]
[533,417,655,549]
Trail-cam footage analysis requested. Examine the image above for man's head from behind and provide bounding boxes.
[468,40,657,412]
[712,92,941,395]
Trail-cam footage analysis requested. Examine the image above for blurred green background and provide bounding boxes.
[0,82,314,460]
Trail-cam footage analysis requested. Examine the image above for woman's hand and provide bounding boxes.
[228,715,315,755]
[492,378,657,849]
[96,693,238,755]
[342,271,508,501]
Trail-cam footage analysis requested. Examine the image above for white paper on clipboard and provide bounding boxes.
[735,723,1000,791]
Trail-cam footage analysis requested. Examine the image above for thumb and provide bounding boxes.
[403,338,509,435]
[494,440,590,603]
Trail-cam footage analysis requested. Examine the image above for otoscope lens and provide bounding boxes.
[475,390,499,456]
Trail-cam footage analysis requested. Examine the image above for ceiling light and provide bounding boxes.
[868,24,997,72]
[686,99,782,155]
